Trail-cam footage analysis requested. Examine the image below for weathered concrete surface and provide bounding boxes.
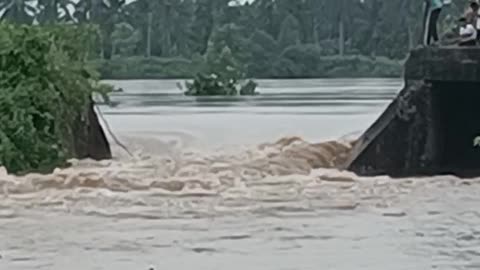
[71,99,112,161]
[405,47,480,82]
[343,47,480,178]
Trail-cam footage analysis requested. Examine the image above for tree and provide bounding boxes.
[72,0,126,59]
[111,22,140,56]
[278,14,301,48]
[0,0,36,24]
[37,0,74,24]
[354,0,384,57]
[0,24,112,173]
[0,0,468,79]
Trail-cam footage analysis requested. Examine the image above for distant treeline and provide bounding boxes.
[0,0,470,79]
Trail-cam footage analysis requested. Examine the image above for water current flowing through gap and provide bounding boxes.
[2,79,480,270]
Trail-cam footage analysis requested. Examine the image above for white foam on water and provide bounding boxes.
[0,134,477,220]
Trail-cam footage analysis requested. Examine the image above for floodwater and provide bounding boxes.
[2,79,480,270]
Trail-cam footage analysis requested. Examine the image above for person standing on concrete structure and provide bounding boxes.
[466,1,480,43]
[465,1,479,24]
[423,0,445,45]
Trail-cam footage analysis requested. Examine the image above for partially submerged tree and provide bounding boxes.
[182,45,258,96]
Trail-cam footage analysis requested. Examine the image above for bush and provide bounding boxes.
[183,73,258,96]
[0,23,111,174]
[182,47,258,96]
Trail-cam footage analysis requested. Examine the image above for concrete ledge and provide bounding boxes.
[405,47,480,82]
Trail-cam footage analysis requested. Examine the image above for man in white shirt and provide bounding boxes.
[466,1,480,42]
[458,17,477,46]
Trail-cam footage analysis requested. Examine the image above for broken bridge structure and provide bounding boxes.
[343,47,480,178]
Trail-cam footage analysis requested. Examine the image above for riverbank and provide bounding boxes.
[94,55,404,80]
[0,24,112,175]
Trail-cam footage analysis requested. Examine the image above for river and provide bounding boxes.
[1,79,480,270]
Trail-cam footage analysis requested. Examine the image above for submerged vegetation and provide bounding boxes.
[182,43,258,96]
[0,24,112,174]
[183,73,258,96]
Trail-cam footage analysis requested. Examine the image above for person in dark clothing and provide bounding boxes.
[423,0,444,45]
[466,1,479,24]
[467,1,480,43]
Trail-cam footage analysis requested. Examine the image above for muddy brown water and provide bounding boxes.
[2,79,480,270]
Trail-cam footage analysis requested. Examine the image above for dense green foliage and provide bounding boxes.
[0,23,111,174]
[0,0,471,79]
[182,40,258,96]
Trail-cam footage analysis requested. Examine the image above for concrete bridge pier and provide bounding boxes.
[343,47,480,178]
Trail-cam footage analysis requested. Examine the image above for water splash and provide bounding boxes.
[0,135,476,219]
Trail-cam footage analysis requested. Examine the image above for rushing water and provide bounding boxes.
[2,78,480,270]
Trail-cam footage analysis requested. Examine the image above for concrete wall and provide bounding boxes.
[344,47,480,178]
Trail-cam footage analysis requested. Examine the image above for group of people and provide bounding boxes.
[424,0,480,46]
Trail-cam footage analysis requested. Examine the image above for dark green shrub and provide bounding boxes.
[0,23,111,174]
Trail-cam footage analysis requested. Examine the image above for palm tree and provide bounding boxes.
[355,0,383,57]
[72,0,126,59]
[124,0,155,57]
[37,0,74,24]
[322,0,364,56]
[0,0,36,24]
